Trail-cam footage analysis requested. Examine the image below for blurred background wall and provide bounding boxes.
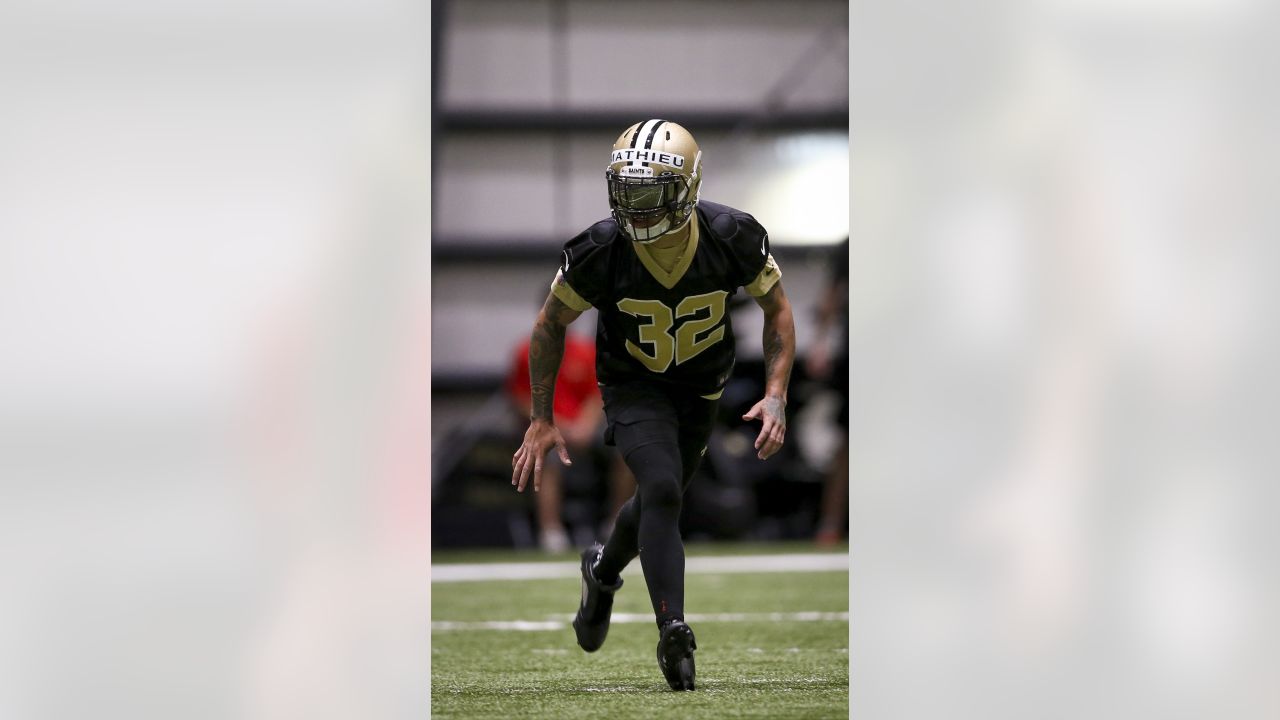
[1,1,431,717]
[851,1,1280,718]
[431,0,850,550]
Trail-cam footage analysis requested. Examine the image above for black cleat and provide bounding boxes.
[572,544,623,652]
[656,620,697,691]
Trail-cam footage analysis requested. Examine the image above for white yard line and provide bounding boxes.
[432,611,850,632]
[431,553,848,583]
[432,620,566,632]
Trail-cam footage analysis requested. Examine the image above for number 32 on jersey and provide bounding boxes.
[616,291,728,373]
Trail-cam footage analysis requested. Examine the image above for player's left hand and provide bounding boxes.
[742,396,786,460]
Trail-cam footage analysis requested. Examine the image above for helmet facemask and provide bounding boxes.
[606,169,701,244]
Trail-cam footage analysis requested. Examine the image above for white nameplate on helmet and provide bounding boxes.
[610,149,686,167]
[620,166,654,177]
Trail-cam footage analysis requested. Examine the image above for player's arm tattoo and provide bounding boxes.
[755,282,797,411]
[528,292,582,421]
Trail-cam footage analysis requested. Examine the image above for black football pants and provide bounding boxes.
[594,381,718,629]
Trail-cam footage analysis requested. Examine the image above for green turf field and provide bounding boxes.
[432,545,849,719]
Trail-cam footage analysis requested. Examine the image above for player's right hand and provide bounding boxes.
[511,418,572,493]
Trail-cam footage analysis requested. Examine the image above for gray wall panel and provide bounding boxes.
[440,0,847,111]
[436,134,558,236]
[567,0,848,110]
[441,0,555,108]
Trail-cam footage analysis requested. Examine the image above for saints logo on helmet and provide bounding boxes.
[606,119,702,244]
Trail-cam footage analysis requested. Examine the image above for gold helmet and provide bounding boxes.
[606,119,702,243]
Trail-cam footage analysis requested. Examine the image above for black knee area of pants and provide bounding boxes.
[613,420,683,511]
[627,441,683,515]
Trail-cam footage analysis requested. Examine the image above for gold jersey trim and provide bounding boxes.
[632,218,700,290]
[744,253,782,297]
[551,269,592,311]
[700,389,724,400]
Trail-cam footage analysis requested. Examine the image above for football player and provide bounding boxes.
[511,119,796,691]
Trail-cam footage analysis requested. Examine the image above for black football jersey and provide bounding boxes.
[551,200,782,396]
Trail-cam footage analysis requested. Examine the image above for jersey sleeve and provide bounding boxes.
[712,209,783,296]
[550,221,615,311]
[744,253,782,297]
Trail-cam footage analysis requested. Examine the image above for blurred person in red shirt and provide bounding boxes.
[507,333,634,552]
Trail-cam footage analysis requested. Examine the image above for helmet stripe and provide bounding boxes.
[643,119,666,150]
[629,119,664,165]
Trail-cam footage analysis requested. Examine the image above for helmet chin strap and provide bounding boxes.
[630,211,691,245]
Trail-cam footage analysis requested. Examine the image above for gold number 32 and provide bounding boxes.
[616,291,729,373]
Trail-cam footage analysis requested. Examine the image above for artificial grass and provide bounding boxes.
[432,566,848,719]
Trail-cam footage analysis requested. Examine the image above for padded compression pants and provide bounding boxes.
[594,382,717,628]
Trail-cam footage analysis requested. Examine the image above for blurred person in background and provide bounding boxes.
[806,237,849,545]
[505,332,636,552]
[510,119,796,691]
